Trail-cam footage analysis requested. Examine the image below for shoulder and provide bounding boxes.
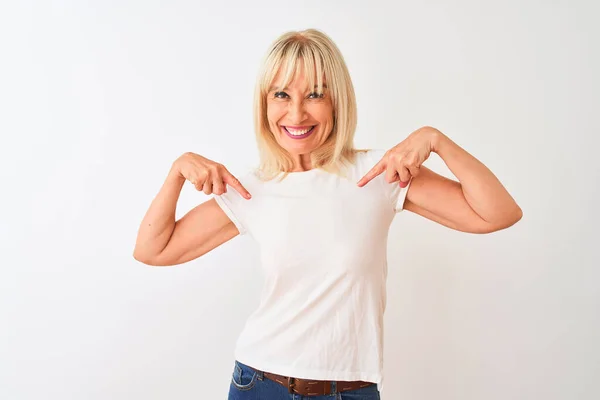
[232,167,262,185]
[351,149,386,175]
[215,166,264,203]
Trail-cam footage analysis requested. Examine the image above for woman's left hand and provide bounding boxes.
[357,126,441,188]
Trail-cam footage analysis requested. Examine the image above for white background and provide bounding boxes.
[1,1,598,399]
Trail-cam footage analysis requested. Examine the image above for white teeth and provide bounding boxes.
[286,127,313,135]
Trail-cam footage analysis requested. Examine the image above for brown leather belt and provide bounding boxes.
[258,368,375,396]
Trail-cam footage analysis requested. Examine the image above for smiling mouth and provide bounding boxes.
[282,126,316,139]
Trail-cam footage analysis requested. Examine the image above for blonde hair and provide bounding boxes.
[253,29,362,181]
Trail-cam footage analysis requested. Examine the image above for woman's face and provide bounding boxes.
[266,66,334,159]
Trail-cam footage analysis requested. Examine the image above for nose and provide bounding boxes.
[287,99,307,124]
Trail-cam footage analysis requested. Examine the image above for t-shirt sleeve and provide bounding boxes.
[212,171,255,235]
[366,149,412,213]
[387,178,412,212]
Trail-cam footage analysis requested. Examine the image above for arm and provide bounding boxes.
[133,167,239,266]
[404,128,522,233]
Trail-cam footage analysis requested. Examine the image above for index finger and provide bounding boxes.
[357,160,386,187]
[222,171,252,199]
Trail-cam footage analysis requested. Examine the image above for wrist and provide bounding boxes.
[167,165,185,184]
[425,126,445,153]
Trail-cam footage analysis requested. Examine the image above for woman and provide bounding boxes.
[133,29,522,400]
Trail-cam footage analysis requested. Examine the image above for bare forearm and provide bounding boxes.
[134,167,186,260]
[431,128,522,225]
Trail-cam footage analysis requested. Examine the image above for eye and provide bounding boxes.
[274,91,289,99]
[308,92,325,99]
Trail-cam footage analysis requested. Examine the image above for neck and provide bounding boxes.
[290,153,313,172]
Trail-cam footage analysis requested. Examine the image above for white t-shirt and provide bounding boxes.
[213,149,411,392]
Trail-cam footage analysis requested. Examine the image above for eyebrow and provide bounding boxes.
[269,84,328,92]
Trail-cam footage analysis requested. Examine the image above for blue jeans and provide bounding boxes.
[228,360,381,400]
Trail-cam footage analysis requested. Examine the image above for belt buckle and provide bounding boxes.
[287,377,296,394]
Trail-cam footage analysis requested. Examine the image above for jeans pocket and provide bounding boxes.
[231,361,258,391]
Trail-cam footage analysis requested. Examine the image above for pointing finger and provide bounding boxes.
[357,160,386,187]
[223,171,252,199]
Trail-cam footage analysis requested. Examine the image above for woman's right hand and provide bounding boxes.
[172,152,252,199]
